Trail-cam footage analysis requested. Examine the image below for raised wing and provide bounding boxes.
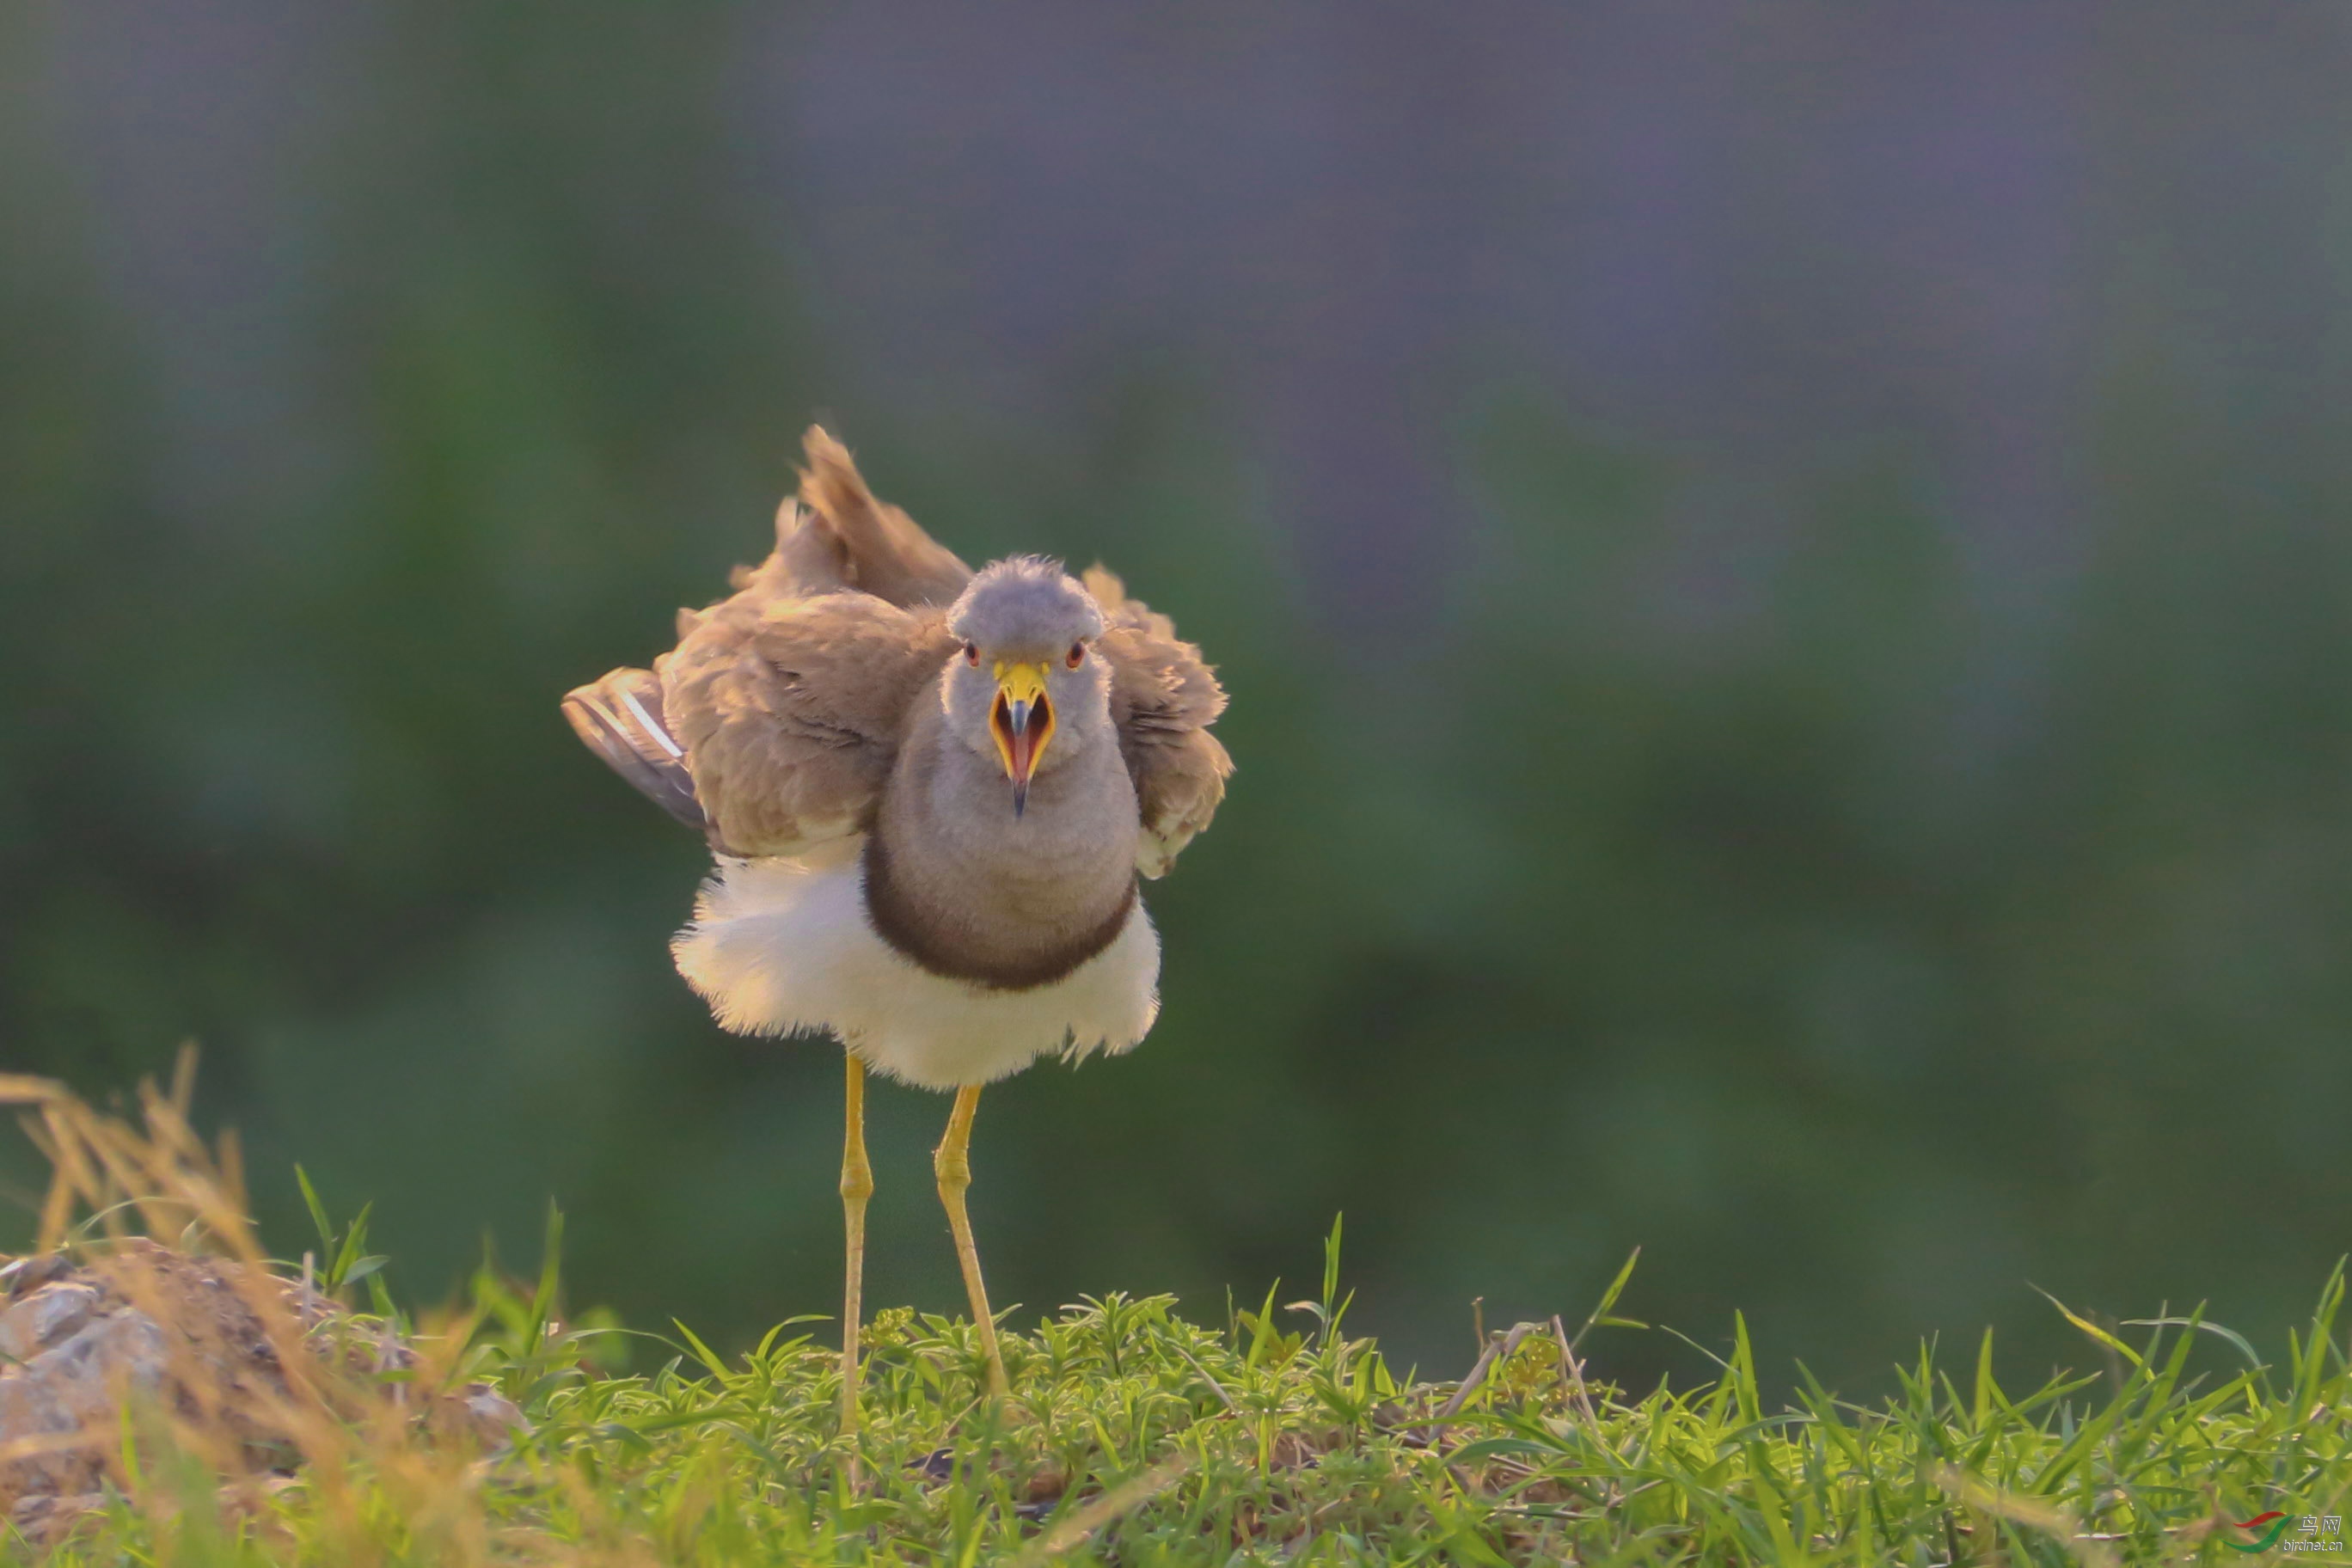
[661,591,952,856]
[1082,567,1232,878]
[738,426,974,608]
[565,426,964,856]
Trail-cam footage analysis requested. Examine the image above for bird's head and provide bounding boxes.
[944,558,1112,816]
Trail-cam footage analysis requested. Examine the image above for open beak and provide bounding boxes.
[989,661,1055,816]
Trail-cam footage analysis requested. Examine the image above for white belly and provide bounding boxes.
[669,842,1161,1090]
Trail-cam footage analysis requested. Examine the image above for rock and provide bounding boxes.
[0,1283,105,1363]
[0,1264,181,1508]
[9,1490,108,1550]
[0,1242,521,1519]
[0,1254,74,1299]
[463,1382,529,1436]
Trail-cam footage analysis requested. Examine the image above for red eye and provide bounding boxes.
[964,641,979,665]
[1066,642,1085,668]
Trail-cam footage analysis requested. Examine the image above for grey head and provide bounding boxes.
[940,556,1113,816]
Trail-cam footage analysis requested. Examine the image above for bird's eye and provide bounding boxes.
[1066,642,1085,669]
[964,641,979,665]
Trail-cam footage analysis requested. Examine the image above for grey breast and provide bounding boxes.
[859,701,1141,992]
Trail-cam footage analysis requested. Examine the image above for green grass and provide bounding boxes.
[17,1212,2352,1567]
[4,1075,2349,1565]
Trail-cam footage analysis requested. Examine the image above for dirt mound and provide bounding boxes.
[0,1241,520,1546]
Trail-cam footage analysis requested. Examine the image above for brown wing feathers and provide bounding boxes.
[661,594,954,857]
[1082,566,1233,878]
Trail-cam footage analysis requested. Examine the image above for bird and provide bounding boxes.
[560,426,1230,1435]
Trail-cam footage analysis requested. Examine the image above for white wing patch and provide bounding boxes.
[1136,824,1188,879]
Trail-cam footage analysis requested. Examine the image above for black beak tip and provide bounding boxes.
[1012,781,1029,818]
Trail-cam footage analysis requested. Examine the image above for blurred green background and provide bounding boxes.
[5,5,2351,1397]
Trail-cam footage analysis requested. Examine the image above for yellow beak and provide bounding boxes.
[989,661,1055,815]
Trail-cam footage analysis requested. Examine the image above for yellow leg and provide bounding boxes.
[840,1055,874,1439]
[934,1086,1010,1398]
